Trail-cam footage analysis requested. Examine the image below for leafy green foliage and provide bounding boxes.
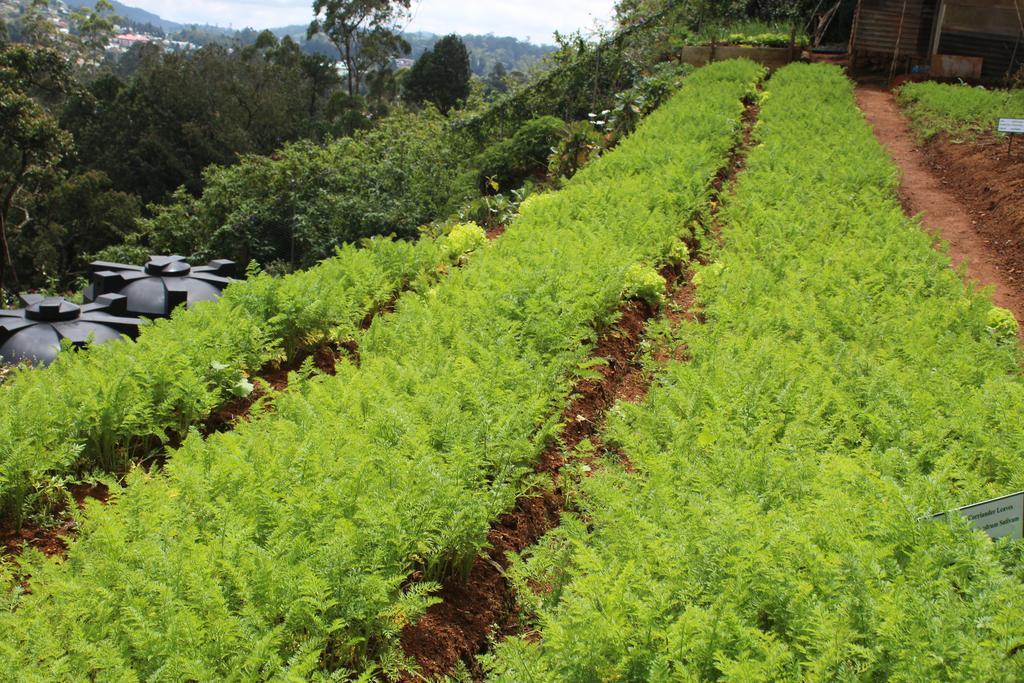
[134,110,473,270]
[456,184,536,231]
[457,31,642,143]
[0,59,764,678]
[14,169,140,290]
[987,306,1019,346]
[441,222,487,264]
[596,61,693,141]
[622,263,666,307]
[404,34,471,114]
[548,120,605,180]
[61,37,347,207]
[308,0,411,98]
[0,42,73,297]
[487,64,1024,682]
[0,237,447,524]
[472,115,564,193]
[897,81,1024,139]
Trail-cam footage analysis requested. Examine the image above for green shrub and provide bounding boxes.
[134,110,474,270]
[667,239,690,266]
[473,115,564,192]
[548,120,604,180]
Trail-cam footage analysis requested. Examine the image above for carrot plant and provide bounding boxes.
[0,236,447,525]
[897,80,1024,139]
[0,60,765,678]
[486,64,1024,681]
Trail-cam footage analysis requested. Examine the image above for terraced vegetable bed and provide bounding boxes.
[0,60,764,678]
[0,237,451,530]
[487,63,1024,681]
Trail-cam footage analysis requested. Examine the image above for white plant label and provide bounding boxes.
[998,118,1024,134]
[929,491,1024,542]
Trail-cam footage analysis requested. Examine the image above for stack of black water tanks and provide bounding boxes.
[0,255,235,367]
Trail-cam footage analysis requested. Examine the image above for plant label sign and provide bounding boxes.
[928,491,1024,542]
[998,118,1024,134]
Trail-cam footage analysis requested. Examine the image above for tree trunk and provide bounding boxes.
[345,35,355,97]
[0,214,7,303]
[0,159,26,300]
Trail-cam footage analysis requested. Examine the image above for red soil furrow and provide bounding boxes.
[398,295,658,680]
[400,96,762,681]
[0,483,109,559]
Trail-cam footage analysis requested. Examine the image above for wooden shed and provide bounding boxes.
[848,0,1023,82]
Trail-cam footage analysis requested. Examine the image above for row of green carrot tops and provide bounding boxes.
[0,234,472,528]
[0,57,694,534]
[896,80,1024,139]
[485,62,1024,682]
[0,59,765,679]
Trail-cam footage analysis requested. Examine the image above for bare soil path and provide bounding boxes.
[855,86,1024,327]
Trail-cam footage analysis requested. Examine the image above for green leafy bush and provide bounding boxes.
[472,115,564,192]
[986,306,1019,345]
[725,30,793,46]
[548,120,605,180]
[667,238,690,266]
[135,110,474,270]
[602,62,693,141]
[442,222,487,263]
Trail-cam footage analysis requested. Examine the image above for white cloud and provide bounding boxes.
[122,0,618,41]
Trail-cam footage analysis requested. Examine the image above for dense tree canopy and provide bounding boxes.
[307,0,411,97]
[404,34,471,113]
[0,43,73,298]
[127,110,474,270]
[61,35,346,206]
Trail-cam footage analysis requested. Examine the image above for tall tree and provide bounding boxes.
[13,0,118,69]
[485,61,509,93]
[307,0,411,97]
[0,44,72,298]
[404,34,471,113]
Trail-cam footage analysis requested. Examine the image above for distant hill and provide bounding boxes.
[265,26,553,75]
[63,0,232,36]
[62,0,555,74]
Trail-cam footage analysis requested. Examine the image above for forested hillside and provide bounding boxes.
[0,0,718,298]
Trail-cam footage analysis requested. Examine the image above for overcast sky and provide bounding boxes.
[126,0,618,43]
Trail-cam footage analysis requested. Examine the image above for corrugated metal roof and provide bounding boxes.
[852,0,938,57]
[939,30,1023,80]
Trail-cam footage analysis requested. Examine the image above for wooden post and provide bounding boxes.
[929,0,946,59]
[848,0,863,76]
[888,0,910,87]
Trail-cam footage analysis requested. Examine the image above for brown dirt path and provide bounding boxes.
[855,86,1024,326]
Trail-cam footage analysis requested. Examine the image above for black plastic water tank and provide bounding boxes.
[84,255,235,317]
[0,294,141,366]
